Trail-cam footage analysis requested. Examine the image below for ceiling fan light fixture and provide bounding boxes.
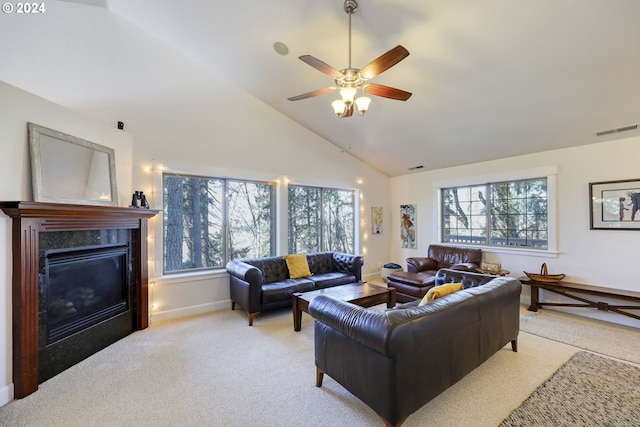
[355,96,371,115]
[339,86,357,105]
[332,99,346,117]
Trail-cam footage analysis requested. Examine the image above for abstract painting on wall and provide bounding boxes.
[371,207,383,234]
[400,204,416,248]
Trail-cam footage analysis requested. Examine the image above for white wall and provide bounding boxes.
[0,81,133,406]
[390,135,640,327]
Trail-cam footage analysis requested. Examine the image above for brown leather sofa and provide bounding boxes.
[386,244,482,302]
[309,269,521,427]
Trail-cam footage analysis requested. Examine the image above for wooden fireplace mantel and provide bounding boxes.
[0,201,159,398]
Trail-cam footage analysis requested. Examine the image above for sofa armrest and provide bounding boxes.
[226,260,263,285]
[309,295,392,356]
[332,252,364,281]
[226,260,265,313]
[406,257,437,273]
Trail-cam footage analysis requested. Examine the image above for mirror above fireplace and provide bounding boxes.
[28,122,118,206]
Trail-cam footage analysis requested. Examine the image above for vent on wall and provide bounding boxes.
[595,124,638,137]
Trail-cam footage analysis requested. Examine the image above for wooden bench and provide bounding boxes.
[520,277,640,322]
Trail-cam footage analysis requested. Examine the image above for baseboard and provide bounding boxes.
[149,300,229,324]
[363,272,383,282]
[0,383,13,407]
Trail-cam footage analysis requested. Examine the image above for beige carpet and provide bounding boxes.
[0,306,632,427]
[519,308,640,364]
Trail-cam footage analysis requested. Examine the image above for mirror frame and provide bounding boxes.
[28,122,119,206]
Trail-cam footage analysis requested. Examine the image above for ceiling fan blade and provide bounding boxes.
[363,83,412,101]
[287,87,336,101]
[298,55,344,79]
[359,45,410,80]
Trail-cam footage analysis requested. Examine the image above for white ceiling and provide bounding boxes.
[23,1,640,176]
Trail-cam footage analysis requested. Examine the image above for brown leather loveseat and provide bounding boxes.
[309,269,521,427]
[387,244,482,302]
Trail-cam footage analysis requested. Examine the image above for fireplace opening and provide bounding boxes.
[44,244,129,344]
[38,233,137,383]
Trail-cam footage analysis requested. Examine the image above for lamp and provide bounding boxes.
[331,94,371,117]
[355,96,371,115]
[339,86,357,105]
[332,99,346,117]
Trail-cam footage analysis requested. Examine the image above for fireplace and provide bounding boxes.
[0,202,157,398]
[38,234,136,382]
[45,244,129,344]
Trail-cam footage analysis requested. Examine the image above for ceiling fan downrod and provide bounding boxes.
[344,0,357,69]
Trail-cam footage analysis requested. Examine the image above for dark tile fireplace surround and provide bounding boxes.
[0,202,157,398]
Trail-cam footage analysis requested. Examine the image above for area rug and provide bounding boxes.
[500,351,640,427]
[519,309,640,364]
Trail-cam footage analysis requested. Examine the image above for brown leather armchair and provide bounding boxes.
[387,244,482,302]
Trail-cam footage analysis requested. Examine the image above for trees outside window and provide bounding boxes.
[442,178,547,249]
[288,185,354,254]
[163,174,274,273]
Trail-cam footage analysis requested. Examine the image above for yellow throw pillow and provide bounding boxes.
[418,283,464,306]
[284,253,312,279]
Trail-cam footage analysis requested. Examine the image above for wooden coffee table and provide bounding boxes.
[292,282,396,331]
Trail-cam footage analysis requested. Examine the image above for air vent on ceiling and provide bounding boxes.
[595,124,638,137]
[408,165,424,171]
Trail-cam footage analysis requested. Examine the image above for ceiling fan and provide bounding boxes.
[288,0,412,118]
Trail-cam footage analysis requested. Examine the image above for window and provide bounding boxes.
[288,185,355,254]
[441,178,547,249]
[163,174,275,273]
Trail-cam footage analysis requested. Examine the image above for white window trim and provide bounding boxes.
[150,160,278,278]
[433,166,558,257]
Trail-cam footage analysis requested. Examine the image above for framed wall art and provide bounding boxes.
[400,204,416,248]
[371,207,382,234]
[589,178,640,230]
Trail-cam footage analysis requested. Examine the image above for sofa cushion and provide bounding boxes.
[427,245,482,268]
[419,283,463,306]
[306,252,334,275]
[310,272,356,289]
[387,271,436,287]
[245,257,289,283]
[261,278,314,304]
[284,253,312,278]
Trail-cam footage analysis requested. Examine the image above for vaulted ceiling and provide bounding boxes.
[24,1,640,176]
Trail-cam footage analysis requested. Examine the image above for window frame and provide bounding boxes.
[161,172,276,274]
[434,166,558,256]
[441,178,548,249]
[287,183,356,254]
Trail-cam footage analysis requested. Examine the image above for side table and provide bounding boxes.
[477,269,510,276]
